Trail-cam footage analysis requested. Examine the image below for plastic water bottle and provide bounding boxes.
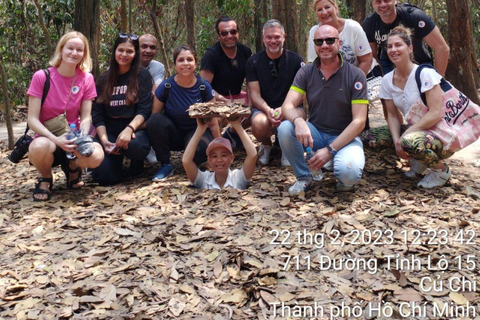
[305,147,323,181]
[66,123,77,159]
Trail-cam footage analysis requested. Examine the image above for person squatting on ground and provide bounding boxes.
[146,45,220,182]
[361,26,454,188]
[278,25,368,196]
[92,33,153,186]
[246,19,304,166]
[182,118,257,190]
[200,15,252,149]
[27,31,104,201]
[307,0,373,76]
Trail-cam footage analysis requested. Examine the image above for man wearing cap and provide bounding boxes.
[278,24,368,196]
[182,119,257,190]
[246,19,304,167]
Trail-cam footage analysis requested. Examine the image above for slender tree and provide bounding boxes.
[445,0,479,104]
[33,0,53,57]
[185,0,196,52]
[0,61,14,149]
[345,0,367,23]
[74,0,100,78]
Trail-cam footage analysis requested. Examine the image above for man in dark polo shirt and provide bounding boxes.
[278,24,369,196]
[362,0,449,76]
[246,19,304,166]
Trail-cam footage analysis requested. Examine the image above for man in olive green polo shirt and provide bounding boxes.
[278,24,369,196]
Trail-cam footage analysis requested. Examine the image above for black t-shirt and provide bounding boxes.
[92,68,153,129]
[362,3,436,64]
[246,49,304,109]
[200,42,252,96]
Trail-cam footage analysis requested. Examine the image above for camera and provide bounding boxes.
[8,135,33,163]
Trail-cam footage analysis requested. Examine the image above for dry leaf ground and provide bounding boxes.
[1,103,479,319]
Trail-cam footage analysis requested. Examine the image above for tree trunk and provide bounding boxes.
[185,0,196,52]
[120,0,127,32]
[254,0,264,53]
[345,0,367,24]
[445,0,480,104]
[33,0,53,57]
[74,0,100,78]
[0,61,14,149]
[285,0,298,53]
[148,0,171,77]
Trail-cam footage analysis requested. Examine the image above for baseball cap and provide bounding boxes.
[206,137,233,156]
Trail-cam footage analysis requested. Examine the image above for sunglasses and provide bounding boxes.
[119,33,139,41]
[269,60,277,77]
[219,29,238,37]
[313,37,338,46]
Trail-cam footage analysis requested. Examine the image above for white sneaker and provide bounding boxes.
[281,153,291,167]
[146,148,158,164]
[258,144,272,166]
[288,179,312,196]
[405,159,427,178]
[417,166,451,188]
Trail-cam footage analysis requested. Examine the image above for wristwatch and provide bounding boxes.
[326,145,337,158]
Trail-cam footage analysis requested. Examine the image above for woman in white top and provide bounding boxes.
[307,0,373,75]
[361,26,453,188]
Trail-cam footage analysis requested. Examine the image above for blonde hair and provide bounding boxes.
[49,31,92,72]
[313,0,338,9]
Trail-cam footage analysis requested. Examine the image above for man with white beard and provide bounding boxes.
[246,19,304,166]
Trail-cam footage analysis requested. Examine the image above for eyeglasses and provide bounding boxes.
[269,60,277,77]
[219,29,238,37]
[313,37,338,46]
[119,33,139,41]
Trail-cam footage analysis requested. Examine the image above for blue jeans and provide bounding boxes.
[277,121,365,186]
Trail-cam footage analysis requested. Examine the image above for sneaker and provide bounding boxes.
[281,153,291,167]
[417,165,451,188]
[222,127,244,150]
[336,182,354,192]
[258,144,272,166]
[404,159,427,178]
[288,179,312,196]
[152,164,173,181]
[146,148,158,164]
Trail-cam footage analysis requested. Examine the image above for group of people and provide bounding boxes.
[26,0,460,201]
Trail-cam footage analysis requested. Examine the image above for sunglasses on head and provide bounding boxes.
[313,37,338,46]
[220,29,238,37]
[119,33,139,41]
[269,60,277,77]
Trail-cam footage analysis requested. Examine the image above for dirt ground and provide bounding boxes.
[0,102,479,319]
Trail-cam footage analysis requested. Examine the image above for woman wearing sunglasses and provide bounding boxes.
[91,33,153,185]
[27,31,104,201]
[146,45,220,181]
[307,0,373,75]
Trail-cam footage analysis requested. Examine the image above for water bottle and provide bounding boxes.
[66,123,77,159]
[305,147,323,181]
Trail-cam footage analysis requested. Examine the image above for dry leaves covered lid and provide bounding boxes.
[206,137,233,156]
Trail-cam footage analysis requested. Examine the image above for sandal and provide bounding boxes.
[61,161,84,189]
[33,177,53,202]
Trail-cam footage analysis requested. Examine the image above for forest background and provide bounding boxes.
[1,0,480,149]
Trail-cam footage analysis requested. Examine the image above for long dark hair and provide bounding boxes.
[97,33,141,105]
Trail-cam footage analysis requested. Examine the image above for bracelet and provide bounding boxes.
[127,124,136,132]
[292,116,302,125]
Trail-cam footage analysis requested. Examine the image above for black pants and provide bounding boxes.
[92,119,150,185]
[146,113,213,165]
